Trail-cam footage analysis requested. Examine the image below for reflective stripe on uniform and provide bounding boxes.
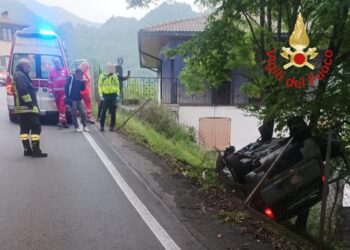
[31,134,40,141]
[14,106,39,114]
[21,94,32,103]
[33,106,39,113]
[20,134,30,140]
[59,113,66,122]
[53,88,65,91]
[52,77,66,81]
[13,83,39,114]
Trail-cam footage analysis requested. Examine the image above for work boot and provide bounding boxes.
[22,140,32,157]
[31,140,48,158]
[57,121,69,129]
[63,122,69,129]
[109,127,114,132]
[100,127,105,132]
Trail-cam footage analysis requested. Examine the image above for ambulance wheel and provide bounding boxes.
[43,114,58,125]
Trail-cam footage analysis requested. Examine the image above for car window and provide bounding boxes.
[41,55,63,79]
[12,54,37,78]
[71,60,87,72]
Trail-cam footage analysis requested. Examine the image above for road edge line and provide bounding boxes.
[82,131,181,250]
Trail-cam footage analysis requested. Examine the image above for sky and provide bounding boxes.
[36,0,203,23]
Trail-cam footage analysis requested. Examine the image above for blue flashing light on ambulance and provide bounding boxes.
[6,29,70,122]
[39,29,57,36]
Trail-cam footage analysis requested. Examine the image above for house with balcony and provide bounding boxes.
[0,11,28,68]
[137,16,260,150]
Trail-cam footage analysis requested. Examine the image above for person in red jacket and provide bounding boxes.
[49,57,68,128]
[80,62,95,124]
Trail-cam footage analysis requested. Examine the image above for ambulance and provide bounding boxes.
[6,29,69,122]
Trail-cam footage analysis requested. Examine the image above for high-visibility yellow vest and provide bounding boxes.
[98,73,120,97]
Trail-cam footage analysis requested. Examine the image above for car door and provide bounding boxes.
[37,55,61,114]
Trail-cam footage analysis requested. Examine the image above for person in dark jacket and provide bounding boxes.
[65,69,89,132]
[13,58,47,157]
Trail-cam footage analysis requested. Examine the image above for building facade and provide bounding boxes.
[0,11,27,68]
[138,16,260,150]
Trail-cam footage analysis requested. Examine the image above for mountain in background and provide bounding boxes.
[57,2,204,76]
[17,0,99,27]
[0,0,53,29]
[0,0,206,76]
[140,2,202,26]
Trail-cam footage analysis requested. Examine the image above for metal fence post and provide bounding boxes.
[319,130,332,246]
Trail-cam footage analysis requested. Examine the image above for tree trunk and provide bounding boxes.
[260,0,265,53]
[309,2,349,129]
[277,1,282,42]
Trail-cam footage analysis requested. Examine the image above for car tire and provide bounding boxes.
[40,113,58,125]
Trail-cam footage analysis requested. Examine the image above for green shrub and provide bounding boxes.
[137,102,196,143]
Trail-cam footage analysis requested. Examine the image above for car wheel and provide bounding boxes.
[41,114,59,125]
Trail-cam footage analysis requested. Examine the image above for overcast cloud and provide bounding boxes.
[36,0,203,23]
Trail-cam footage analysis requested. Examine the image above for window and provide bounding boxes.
[2,28,7,41]
[41,55,63,79]
[0,56,9,67]
[0,56,6,67]
[0,66,6,73]
[12,54,37,78]
[214,82,231,105]
[12,54,64,79]
[5,56,9,68]
[1,28,12,41]
[7,28,12,41]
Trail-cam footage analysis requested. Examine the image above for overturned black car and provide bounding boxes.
[216,117,349,222]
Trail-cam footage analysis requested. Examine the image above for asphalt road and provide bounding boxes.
[0,88,202,250]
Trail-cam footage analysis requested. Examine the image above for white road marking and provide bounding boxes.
[82,131,181,250]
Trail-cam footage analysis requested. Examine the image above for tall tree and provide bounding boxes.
[128,0,350,143]
[128,0,350,236]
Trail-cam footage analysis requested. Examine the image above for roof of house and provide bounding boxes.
[0,12,27,27]
[141,15,207,33]
[138,15,208,69]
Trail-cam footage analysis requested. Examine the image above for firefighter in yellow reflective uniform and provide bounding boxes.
[98,64,120,132]
[13,58,47,157]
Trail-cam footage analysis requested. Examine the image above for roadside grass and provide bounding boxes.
[93,102,218,186]
[116,104,218,187]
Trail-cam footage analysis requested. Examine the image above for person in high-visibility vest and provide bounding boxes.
[98,64,120,132]
[97,67,130,122]
[13,58,47,157]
